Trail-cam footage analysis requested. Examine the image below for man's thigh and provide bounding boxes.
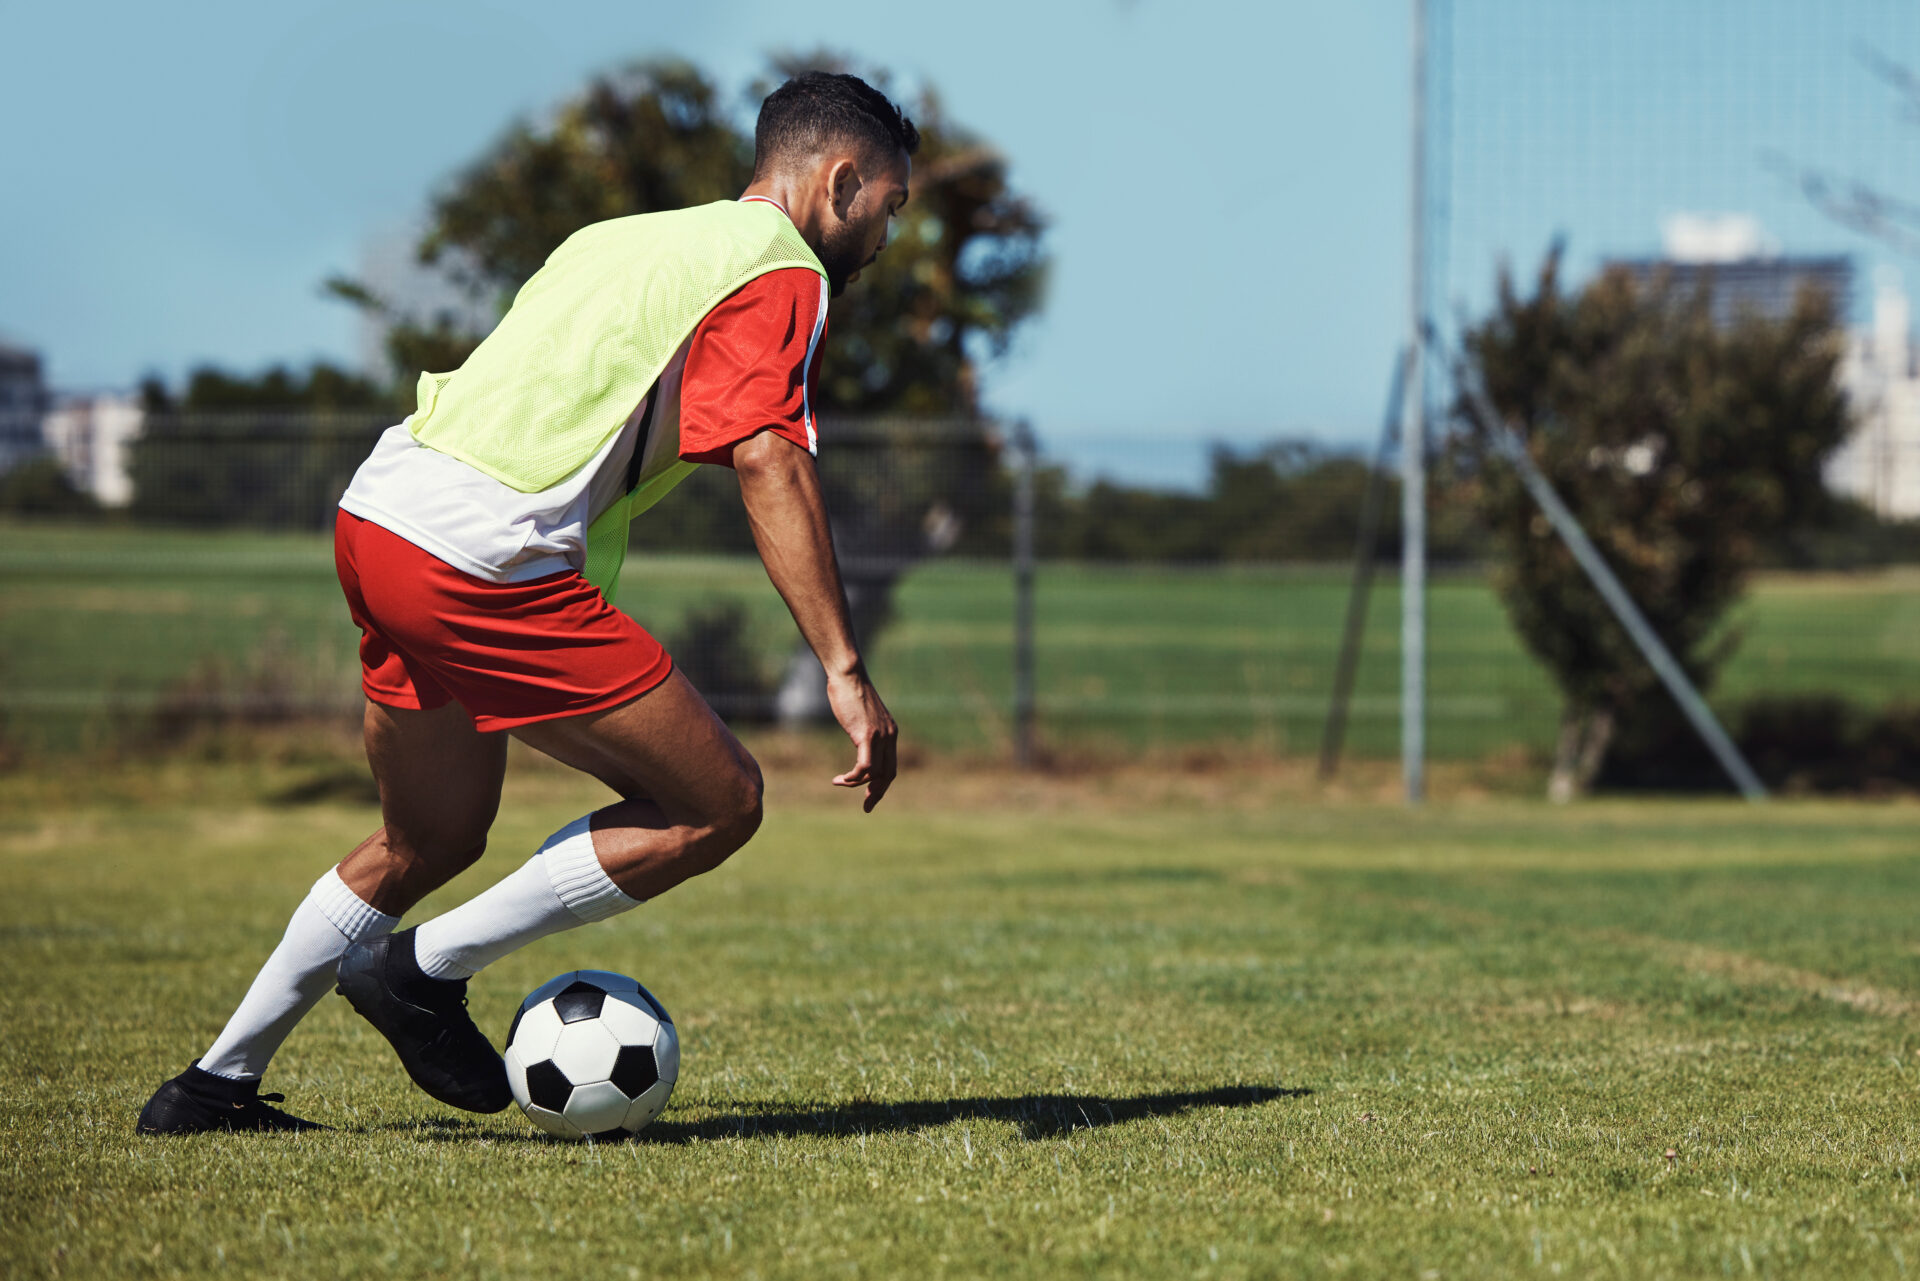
[339,700,509,913]
[510,667,759,826]
[365,699,508,844]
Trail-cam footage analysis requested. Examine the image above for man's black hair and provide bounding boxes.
[753,72,920,176]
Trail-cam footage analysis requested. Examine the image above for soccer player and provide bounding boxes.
[137,72,912,1134]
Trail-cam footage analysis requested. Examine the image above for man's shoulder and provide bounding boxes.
[730,265,829,302]
[698,268,828,338]
[561,200,816,258]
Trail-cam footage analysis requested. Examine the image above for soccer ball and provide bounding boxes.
[504,970,679,1140]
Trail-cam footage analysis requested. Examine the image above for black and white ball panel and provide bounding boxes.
[505,970,678,1140]
[508,970,672,1039]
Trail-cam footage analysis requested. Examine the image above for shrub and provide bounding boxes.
[1598,693,1920,794]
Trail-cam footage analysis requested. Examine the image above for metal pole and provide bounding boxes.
[1457,374,1767,802]
[1402,0,1429,805]
[1011,419,1037,768]
[1320,347,1411,781]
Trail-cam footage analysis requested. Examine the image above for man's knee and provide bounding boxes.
[714,758,766,848]
[690,759,763,870]
[339,827,490,916]
[386,827,490,878]
[725,760,765,845]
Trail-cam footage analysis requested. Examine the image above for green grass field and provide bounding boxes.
[3,521,1917,761]
[4,753,1920,1278]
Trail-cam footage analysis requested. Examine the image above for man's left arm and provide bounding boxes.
[733,429,898,811]
[675,267,896,809]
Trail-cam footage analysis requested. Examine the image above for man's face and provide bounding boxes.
[818,149,911,297]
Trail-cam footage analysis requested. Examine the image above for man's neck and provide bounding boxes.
[740,177,823,248]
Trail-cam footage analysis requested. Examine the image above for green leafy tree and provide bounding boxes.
[329,56,1046,425]
[327,60,751,381]
[1454,248,1850,798]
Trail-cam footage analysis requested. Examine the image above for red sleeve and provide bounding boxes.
[677,267,828,468]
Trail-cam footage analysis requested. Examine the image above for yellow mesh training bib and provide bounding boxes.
[404,200,825,599]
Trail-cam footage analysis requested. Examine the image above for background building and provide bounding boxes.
[41,394,144,507]
[0,340,51,474]
[1830,272,1920,520]
[1608,217,1920,522]
[1610,246,1854,332]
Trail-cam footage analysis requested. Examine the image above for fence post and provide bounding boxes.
[1321,347,1411,780]
[1402,0,1431,805]
[1011,419,1038,768]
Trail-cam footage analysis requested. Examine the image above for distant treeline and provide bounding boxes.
[1017,443,1475,563]
[635,435,1920,567]
[6,418,1919,567]
[8,412,1468,562]
[3,358,1916,567]
[624,437,1483,563]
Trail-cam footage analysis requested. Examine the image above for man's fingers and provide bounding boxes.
[834,732,874,788]
[864,752,892,810]
[864,726,898,811]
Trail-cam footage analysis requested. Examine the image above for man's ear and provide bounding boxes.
[827,158,862,217]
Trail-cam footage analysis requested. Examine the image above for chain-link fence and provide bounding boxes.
[1425,0,1920,531]
[1397,0,1920,791]
[3,412,1917,778]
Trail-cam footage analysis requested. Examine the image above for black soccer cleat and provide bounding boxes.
[136,1062,326,1135]
[335,928,512,1114]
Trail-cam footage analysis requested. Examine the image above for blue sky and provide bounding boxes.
[1436,0,1920,335]
[2,1,1915,485]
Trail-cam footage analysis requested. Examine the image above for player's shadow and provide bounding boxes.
[644,1084,1309,1145]
[380,1084,1308,1146]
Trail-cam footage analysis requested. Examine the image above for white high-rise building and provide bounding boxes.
[1831,270,1920,520]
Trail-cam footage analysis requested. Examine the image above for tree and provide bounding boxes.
[1453,247,1851,798]
[329,56,1046,422]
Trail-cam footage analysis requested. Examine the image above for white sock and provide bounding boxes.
[413,816,638,980]
[200,867,397,1081]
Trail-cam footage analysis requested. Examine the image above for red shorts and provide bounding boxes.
[333,510,674,732]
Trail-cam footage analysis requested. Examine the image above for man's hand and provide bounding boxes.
[734,429,901,812]
[827,668,898,812]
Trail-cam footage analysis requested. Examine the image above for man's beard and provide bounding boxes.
[818,223,868,298]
